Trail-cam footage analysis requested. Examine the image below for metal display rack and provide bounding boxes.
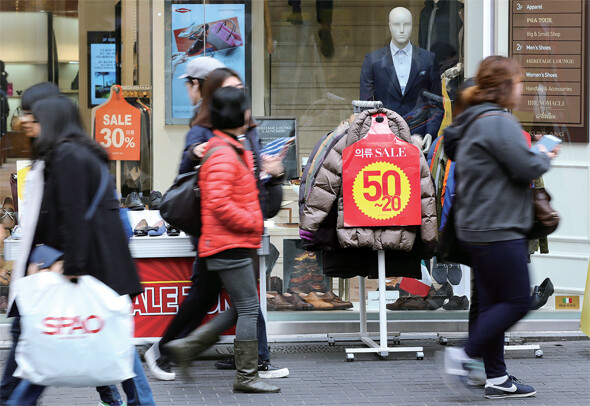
[326,101,424,361]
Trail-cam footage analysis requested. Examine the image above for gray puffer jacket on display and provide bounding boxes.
[300,108,437,251]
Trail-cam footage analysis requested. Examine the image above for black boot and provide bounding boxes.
[233,340,280,393]
[163,323,219,377]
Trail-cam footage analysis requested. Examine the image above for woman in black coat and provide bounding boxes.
[32,96,142,294]
[6,96,152,405]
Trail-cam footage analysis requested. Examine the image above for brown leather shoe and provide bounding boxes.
[310,282,328,292]
[386,296,413,310]
[287,284,314,295]
[387,296,428,310]
[266,292,294,311]
[298,292,334,309]
[290,272,312,285]
[309,274,325,282]
[322,291,353,309]
[282,292,313,310]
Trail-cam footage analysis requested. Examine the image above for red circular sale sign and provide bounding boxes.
[94,85,141,161]
[343,114,421,227]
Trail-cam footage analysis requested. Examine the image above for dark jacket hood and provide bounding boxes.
[443,102,503,160]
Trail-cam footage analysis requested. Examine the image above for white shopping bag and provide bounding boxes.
[12,272,135,387]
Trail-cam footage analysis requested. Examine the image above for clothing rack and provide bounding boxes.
[327,101,424,361]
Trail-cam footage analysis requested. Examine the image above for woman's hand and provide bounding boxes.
[536,144,560,160]
[192,142,209,159]
[262,155,284,178]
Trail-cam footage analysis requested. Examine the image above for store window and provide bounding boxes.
[262,0,465,316]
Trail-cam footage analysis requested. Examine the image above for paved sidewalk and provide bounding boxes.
[2,337,589,405]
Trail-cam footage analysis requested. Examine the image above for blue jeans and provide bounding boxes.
[7,350,155,405]
[463,239,531,379]
[0,317,21,404]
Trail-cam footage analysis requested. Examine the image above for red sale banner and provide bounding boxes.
[94,85,141,161]
[133,257,234,338]
[343,113,422,227]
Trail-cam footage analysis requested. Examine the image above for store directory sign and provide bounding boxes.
[166,1,251,124]
[510,0,588,143]
[87,32,117,108]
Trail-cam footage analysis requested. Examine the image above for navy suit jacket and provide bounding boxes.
[360,44,443,136]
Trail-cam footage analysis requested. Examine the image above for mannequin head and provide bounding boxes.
[388,7,413,49]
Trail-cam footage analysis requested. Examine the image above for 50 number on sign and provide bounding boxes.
[353,162,411,220]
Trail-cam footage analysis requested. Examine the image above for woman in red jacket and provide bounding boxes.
[165,87,280,394]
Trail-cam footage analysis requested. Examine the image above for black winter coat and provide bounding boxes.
[32,142,143,298]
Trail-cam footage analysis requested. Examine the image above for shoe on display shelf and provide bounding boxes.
[443,295,469,310]
[484,375,536,399]
[145,343,176,381]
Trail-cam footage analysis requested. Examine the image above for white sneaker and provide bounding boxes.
[145,343,176,381]
[258,361,289,379]
[442,347,485,392]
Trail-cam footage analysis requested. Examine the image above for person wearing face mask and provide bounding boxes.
[145,67,288,382]
[360,7,443,139]
[165,87,281,394]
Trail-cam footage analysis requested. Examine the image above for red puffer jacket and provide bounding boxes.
[198,130,263,257]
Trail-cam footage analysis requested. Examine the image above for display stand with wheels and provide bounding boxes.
[436,332,543,358]
[325,104,426,361]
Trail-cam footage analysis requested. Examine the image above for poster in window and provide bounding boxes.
[87,32,117,108]
[167,2,251,124]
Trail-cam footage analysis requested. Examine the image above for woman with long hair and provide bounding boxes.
[442,56,558,399]
[6,95,154,405]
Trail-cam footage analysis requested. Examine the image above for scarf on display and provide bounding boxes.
[7,160,45,314]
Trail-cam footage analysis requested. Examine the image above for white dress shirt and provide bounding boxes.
[390,42,413,95]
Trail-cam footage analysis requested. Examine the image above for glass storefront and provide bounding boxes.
[1,0,588,337]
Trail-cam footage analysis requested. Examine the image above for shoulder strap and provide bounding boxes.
[85,163,110,221]
[209,136,248,169]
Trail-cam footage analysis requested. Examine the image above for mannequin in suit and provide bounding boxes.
[360,7,443,137]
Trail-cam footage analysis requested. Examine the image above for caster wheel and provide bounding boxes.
[416,351,424,360]
[328,337,335,346]
[438,337,448,345]
[535,349,543,358]
[346,354,354,362]
[392,339,400,345]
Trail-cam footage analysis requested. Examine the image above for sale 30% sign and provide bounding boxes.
[343,113,421,227]
[94,85,141,161]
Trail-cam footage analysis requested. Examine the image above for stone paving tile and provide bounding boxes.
[1,338,589,405]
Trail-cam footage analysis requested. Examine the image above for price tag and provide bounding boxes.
[94,86,141,161]
[342,114,421,227]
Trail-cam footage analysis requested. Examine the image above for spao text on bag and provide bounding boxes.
[42,315,104,336]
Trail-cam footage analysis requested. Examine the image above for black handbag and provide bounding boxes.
[159,146,223,237]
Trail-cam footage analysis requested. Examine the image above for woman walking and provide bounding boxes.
[442,56,558,399]
[165,87,280,393]
[6,95,154,405]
